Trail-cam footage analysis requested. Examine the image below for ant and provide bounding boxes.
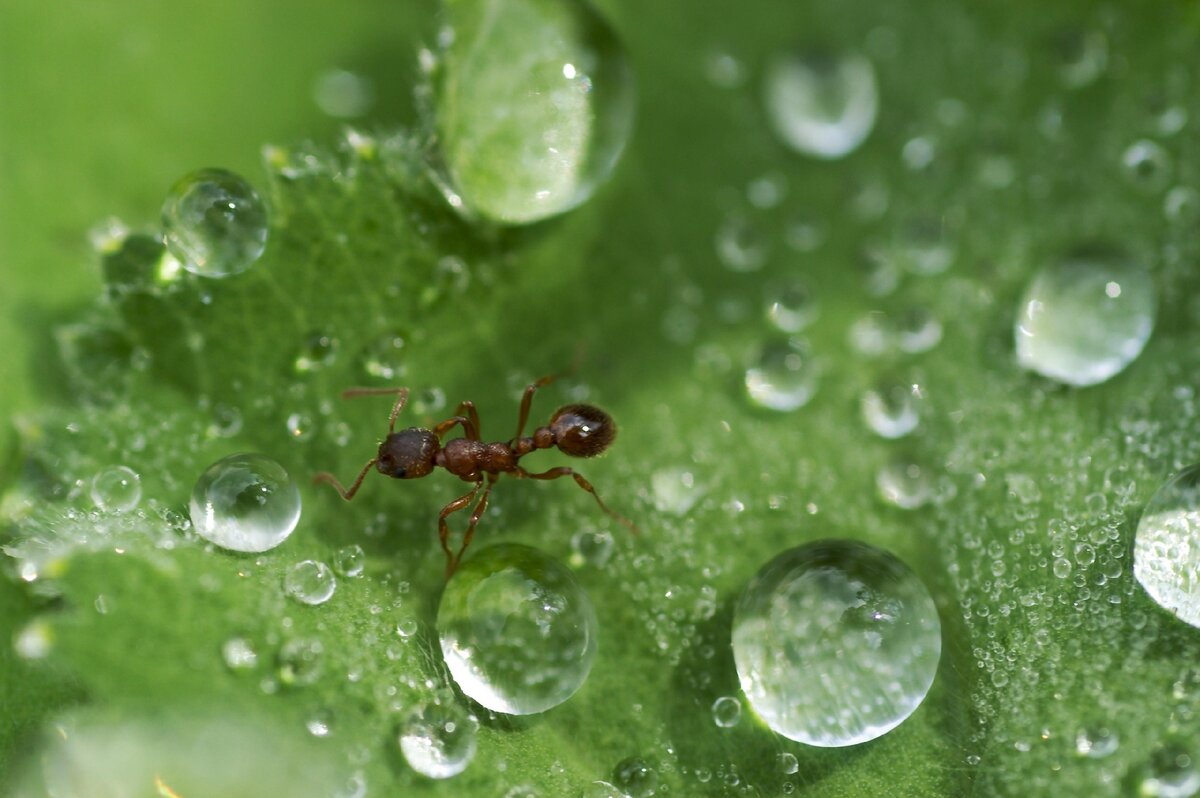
[314,376,635,575]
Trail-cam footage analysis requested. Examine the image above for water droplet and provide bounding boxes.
[744,339,818,412]
[612,757,657,798]
[161,168,268,277]
[277,637,324,687]
[438,544,597,715]
[1165,187,1200,225]
[293,332,339,374]
[711,695,742,728]
[877,460,933,509]
[286,412,317,442]
[1134,465,1200,628]
[1140,743,1200,798]
[1015,248,1156,386]
[581,781,625,798]
[747,173,788,209]
[90,465,142,512]
[651,468,704,515]
[412,387,447,415]
[284,560,337,606]
[100,233,182,299]
[359,331,409,381]
[1052,28,1108,89]
[398,699,478,779]
[778,752,799,775]
[894,306,943,354]
[765,280,819,333]
[221,636,259,671]
[715,214,769,272]
[895,218,953,275]
[313,69,375,118]
[428,0,635,224]
[704,49,746,89]
[1075,725,1118,758]
[334,544,366,577]
[189,453,301,552]
[396,618,419,639]
[861,381,921,439]
[14,620,53,660]
[764,49,878,159]
[569,529,614,569]
[207,404,244,438]
[306,707,336,738]
[1122,140,1172,193]
[732,540,941,746]
[785,213,827,252]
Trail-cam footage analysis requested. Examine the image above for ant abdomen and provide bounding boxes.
[550,404,616,458]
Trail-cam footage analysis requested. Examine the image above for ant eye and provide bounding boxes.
[395,468,406,478]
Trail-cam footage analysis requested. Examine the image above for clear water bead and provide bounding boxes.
[1135,465,1200,628]
[744,339,818,412]
[398,699,478,779]
[861,381,920,439]
[764,49,878,159]
[438,544,597,715]
[711,695,742,727]
[732,539,941,746]
[428,0,635,224]
[161,168,268,277]
[90,465,142,512]
[333,544,365,577]
[1014,248,1155,386]
[189,453,301,553]
[877,461,933,509]
[284,560,337,606]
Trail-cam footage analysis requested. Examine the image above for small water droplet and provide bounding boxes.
[715,214,769,272]
[90,465,142,512]
[764,49,878,159]
[189,453,301,552]
[651,468,704,515]
[569,529,615,569]
[744,339,818,412]
[14,620,53,660]
[1074,726,1118,758]
[313,69,375,118]
[1122,140,1172,193]
[306,707,336,738]
[334,544,366,577]
[277,637,324,687]
[221,636,259,671]
[778,752,799,775]
[711,695,742,728]
[359,331,409,381]
[99,233,182,298]
[293,332,339,374]
[412,387,447,415]
[207,403,243,438]
[398,699,478,779]
[284,560,337,606]
[287,412,317,442]
[861,381,921,439]
[438,544,597,715]
[732,540,941,746]
[1165,187,1200,225]
[1015,247,1155,386]
[894,306,943,354]
[765,279,819,333]
[747,173,788,209]
[1051,28,1108,89]
[612,757,657,798]
[161,168,268,277]
[877,460,933,509]
[704,49,746,89]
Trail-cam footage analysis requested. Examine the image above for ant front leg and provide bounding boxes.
[513,375,557,442]
[313,458,379,501]
[439,481,482,576]
[433,412,480,442]
[453,401,482,439]
[516,466,638,533]
[340,386,410,433]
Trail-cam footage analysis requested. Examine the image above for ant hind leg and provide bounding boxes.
[513,375,557,442]
[452,475,496,572]
[439,481,482,576]
[516,466,637,533]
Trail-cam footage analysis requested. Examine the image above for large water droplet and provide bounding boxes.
[1014,248,1155,386]
[428,0,635,224]
[438,544,597,715]
[161,168,268,277]
[189,453,301,553]
[744,339,818,412]
[398,699,478,779]
[1134,465,1200,628]
[732,540,941,746]
[284,560,337,606]
[764,49,878,159]
[90,465,142,512]
[1140,743,1200,798]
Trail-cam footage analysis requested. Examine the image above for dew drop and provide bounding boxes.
[1052,28,1108,89]
[764,49,878,159]
[1122,140,1172,193]
[398,700,478,779]
[221,636,259,671]
[428,0,635,224]
[358,331,408,381]
[286,412,317,442]
[306,707,336,738]
[894,306,943,354]
[189,453,301,553]
[1014,248,1155,386]
[651,468,703,515]
[334,544,366,577]
[1134,465,1200,628]
[284,560,337,606]
[161,168,268,278]
[765,279,819,333]
[744,339,818,412]
[778,752,799,775]
[569,529,614,569]
[581,781,625,798]
[715,214,769,272]
[14,620,53,660]
[90,465,142,513]
[1141,743,1200,798]
[732,540,941,746]
[612,757,657,798]
[277,637,324,687]
[704,50,746,89]
[207,404,244,438]
[861,381,921,439]
[1165,187,1200,225]
[1074,726,1118,758]
[313,69,375,119]
[100,233,182,299]
[438,544,597,715]
[293,332,339,374]
[711,695,742,728]
[877,460,933,509]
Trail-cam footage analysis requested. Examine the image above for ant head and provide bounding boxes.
[376,428,438,479]
[550,404,616,458]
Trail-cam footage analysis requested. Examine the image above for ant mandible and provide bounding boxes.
[313,376,635,575]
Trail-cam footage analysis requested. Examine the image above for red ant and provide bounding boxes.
[314,376,635,574]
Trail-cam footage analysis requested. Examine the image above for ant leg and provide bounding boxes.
[452,475,496,573]
[433,415,479,442]
[340,387,410,433]
[438,481,482,576]
[513,375,557,442]
[313,458,379,501]
[515,466,638,533]
[453,401,482,439]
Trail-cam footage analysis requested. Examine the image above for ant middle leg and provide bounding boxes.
[515,466,637,532]
[453,401,482,438]
[340,386,410,433]
[313,457,379,501]
[513,375,557,442]
[438,481,482,575]
[450,474,497,574]
[433,413,480,441]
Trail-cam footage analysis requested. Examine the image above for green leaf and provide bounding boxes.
[4,0,1200,796]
